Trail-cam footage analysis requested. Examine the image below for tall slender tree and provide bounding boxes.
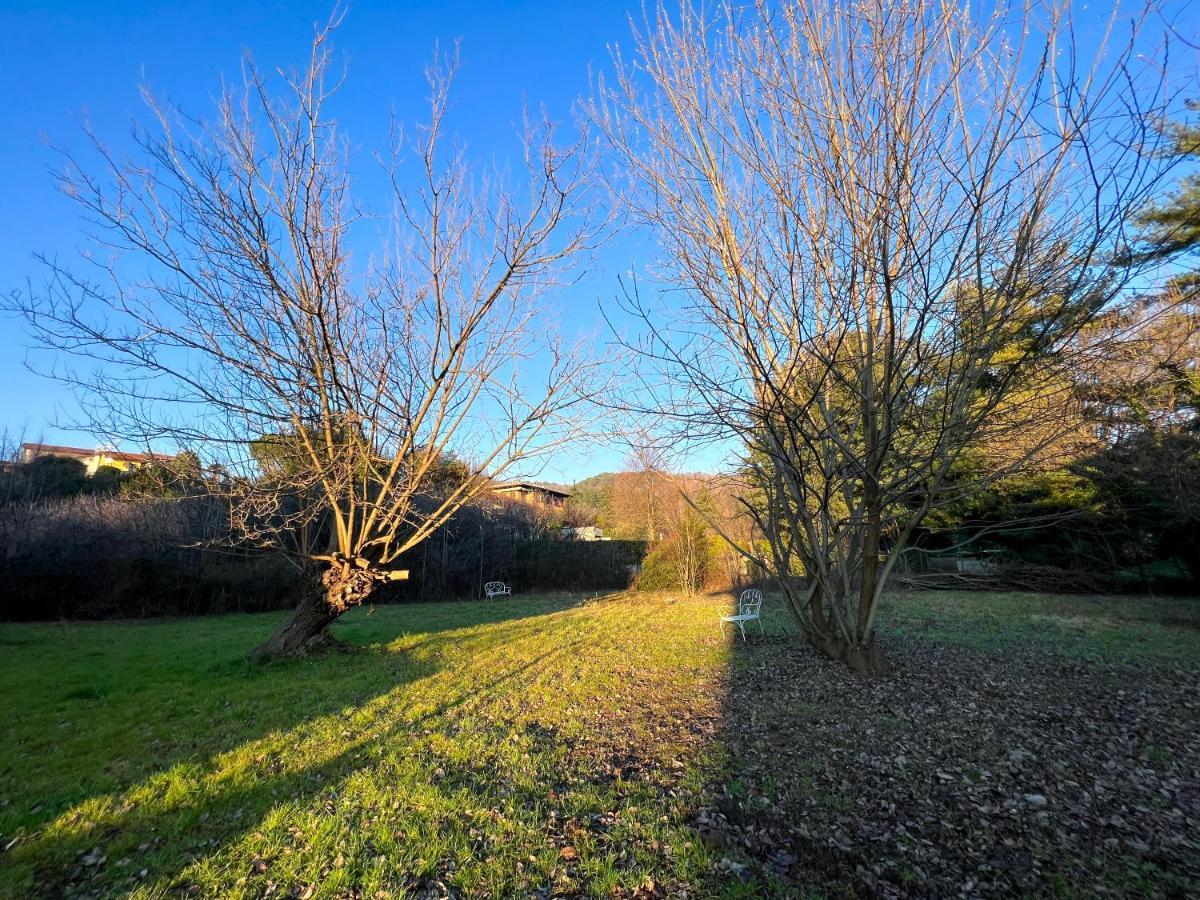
[593,0,1179,671]
[9,23,603,658]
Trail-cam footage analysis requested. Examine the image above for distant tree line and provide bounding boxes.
[566,467,751,595]
[0,439,647,620]
[901,108,1200,593]
[3,3,1196,673]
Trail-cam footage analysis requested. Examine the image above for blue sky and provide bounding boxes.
[0,0,648,482]
[0,2,1196,484]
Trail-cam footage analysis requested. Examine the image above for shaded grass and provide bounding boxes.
[0,589,1196,897]
[878,590,1200,664]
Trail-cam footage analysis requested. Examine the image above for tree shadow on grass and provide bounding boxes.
[6,616,593,896]
[696,595,1200,897]
[338,590,599,645]
[0,597,593,895]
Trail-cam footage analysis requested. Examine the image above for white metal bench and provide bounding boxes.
[484,580,511,599]
[720,588,763,641]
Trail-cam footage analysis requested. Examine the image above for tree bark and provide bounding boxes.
[250,563,376,661]
[802,579,888,675]
[845,637,887,675]
[807,632,888,675]
[806,581,849,662]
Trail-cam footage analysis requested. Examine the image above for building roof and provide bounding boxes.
[493,480,572,498]
[20,442,175,464]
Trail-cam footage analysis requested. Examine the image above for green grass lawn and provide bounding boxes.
[1,590,1197,898]
[0,593,733,898]
[878,590,1200,662]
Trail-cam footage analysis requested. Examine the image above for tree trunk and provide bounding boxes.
[859,519,881,638]
[806,632,887,675]
[844,636,887,675]
[806,581,848,661]
[250,563,376,661]
[804,580,888,675]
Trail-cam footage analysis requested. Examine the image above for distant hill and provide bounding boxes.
[568,472,617,526]
[568,470,731,537]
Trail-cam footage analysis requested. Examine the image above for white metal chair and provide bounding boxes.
[484,580,511,599]
[720,588,764,641]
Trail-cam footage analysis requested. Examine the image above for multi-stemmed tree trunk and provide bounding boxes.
[593,0,1180,672]
[10,22,603,658]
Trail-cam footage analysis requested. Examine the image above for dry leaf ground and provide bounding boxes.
[0,590,1196,897]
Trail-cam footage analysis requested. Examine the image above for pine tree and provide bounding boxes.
[1132,100,1200,274]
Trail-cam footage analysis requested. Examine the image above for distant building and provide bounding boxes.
[19,443,175,476]
[492,481,571,510]
[561,525,607,541]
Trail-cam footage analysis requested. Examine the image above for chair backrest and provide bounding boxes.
[484,581,507,594]
[738,588,762,616]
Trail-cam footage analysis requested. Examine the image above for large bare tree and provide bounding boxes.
[9,24,603,658]
[593,0,1181,671]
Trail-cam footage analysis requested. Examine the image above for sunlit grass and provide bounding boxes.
[0,593,736,897]
[1,588,1196,897]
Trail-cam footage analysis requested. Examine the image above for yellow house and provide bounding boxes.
[19,443,174,476]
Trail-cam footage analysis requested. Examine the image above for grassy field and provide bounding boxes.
[1,590,1197,898]
[878,590,1200,662]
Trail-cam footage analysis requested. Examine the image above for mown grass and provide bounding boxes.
[0,589,1196,897]
[0,593,738,898]
[878,590,1200,663]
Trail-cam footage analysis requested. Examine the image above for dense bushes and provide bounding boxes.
[0,495,298,620]
[0,455,119,502]
[901,427,1200,595]
[512,539,647,592]
[0,493,648,620]
[384,502,646,601]
[634,544,682,591]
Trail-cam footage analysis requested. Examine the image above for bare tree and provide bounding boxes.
[8,23,603,658]
[592,0,1179,672]
[611,456,669,541]
[633,450,713,596]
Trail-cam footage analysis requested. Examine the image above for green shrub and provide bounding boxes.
[635,543,679,590]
